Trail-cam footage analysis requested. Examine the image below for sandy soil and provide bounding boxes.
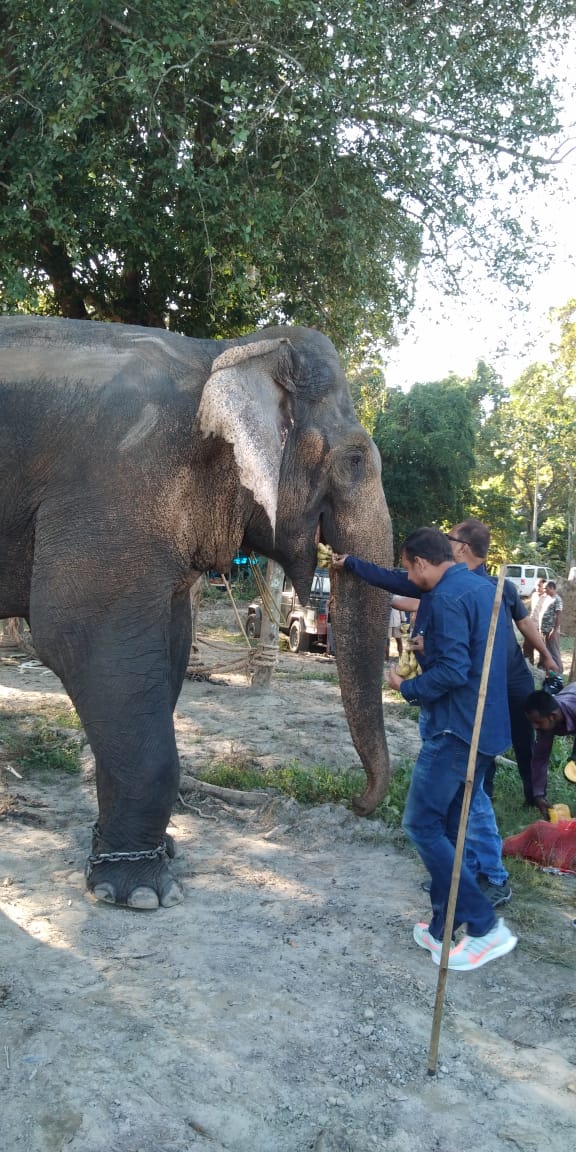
[1,599,576,1152]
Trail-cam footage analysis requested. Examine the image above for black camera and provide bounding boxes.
[542,672,564,696]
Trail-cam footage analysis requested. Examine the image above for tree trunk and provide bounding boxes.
[251,559,284,689]
[0,617,34,652]
[187,578,204,670]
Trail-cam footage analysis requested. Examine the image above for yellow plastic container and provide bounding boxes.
[548,803,572,823]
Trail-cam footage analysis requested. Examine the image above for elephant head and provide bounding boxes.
[196,326,393,813]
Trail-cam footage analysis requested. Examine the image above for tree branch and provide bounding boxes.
[372,112,563,166]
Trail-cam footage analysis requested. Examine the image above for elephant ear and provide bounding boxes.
[197,338,298,533]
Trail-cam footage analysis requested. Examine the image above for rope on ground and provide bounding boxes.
[184,565,280,680]
[185,570,256,679]
[185,650,255,678]
[250,642,278,669]
[219,570,254,645]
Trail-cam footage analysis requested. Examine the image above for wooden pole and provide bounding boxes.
[427,564,507,1076]
[251,558,284,688]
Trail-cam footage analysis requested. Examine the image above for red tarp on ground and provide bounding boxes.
[503,820,576,875]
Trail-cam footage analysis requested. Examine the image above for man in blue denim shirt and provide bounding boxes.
[335,527,517,971]
[397,528,517,969]
[332,529,513,907]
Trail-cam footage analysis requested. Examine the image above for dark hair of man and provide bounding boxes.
[524,690,561,716]
[546,580,557,590]
[401,527,453,565]
[454,518,490,559]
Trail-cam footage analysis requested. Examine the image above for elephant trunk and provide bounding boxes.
[330,504,393,815]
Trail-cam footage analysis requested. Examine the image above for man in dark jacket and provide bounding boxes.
[447,520,557,806]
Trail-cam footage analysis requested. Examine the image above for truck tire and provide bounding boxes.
[289,619,309,653]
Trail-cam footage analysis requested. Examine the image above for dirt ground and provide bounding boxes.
[1,598,576,1152]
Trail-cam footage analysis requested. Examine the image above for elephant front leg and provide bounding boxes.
[81,701,183,909]
[32,590,186,909]
[85,588,192,907]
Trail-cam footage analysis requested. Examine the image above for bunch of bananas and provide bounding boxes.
[396,646,419,679]
[317,543,334,569]
[396,621,420,679]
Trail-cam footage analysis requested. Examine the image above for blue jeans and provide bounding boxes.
[403,733,497,939]
[418,712,508,888]
[464,782,509,886]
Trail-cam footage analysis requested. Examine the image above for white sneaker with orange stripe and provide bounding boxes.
[431,918,517,971]
[413,922,442,956]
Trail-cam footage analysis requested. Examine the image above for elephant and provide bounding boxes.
[0,316,393,908]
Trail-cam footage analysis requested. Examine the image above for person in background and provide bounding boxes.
[523,577,547,664]
[530,578,547,618]
[385,604,404,661]
[447,521,558,805]
[387,527,516,971]
[539,580,563,674]
[524,682,576,816]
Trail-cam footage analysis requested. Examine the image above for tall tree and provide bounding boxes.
[373,377,476,550]
[1,1,575,347]
[465,360,520,559]
[485,355,576,571]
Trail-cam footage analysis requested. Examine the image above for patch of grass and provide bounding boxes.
[373,759,414,826]
[46,706,82,729]
[197,755,420,816]
[0,704,84,777]
[198,761,268,792]
[272,762,365,804]
[198,758,366,806]
[18,720,82,775]
[503,857,571,908]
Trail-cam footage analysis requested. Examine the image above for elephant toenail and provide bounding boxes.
[160,880,184,907]
[92,883,117,904]
[127,887,161,910]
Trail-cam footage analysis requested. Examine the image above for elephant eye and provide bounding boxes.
[349,453,364,479]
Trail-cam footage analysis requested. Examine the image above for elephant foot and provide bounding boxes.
[352,780,387,817]
[86,852,183,910]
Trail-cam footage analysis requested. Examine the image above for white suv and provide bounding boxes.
[504,564,555,599]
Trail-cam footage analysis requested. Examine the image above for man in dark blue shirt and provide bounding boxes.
[333,528,512,906]
[334,527,517,971]
[447,520,557,815]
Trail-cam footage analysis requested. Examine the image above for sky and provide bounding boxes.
[384,62,576,392]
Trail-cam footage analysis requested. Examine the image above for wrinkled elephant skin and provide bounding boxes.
[0,318,393,908]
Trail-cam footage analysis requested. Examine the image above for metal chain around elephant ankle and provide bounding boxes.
[86,825,168,882]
